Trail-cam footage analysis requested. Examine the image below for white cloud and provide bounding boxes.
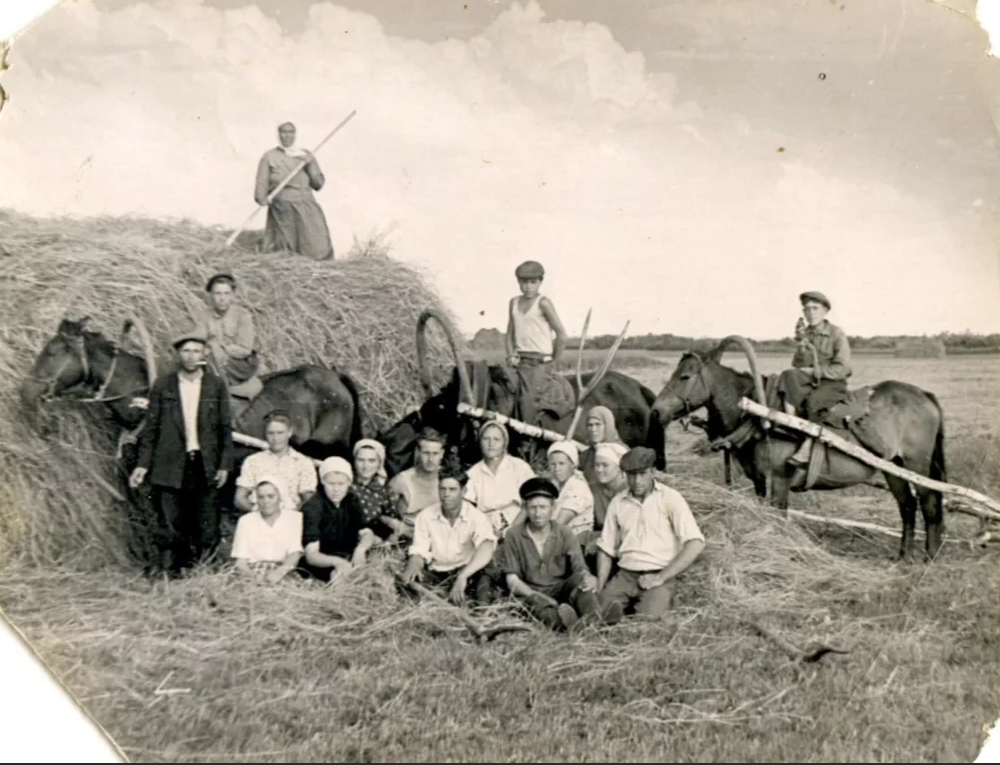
[0,0,997,338]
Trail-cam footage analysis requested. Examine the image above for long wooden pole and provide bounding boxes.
[787,508,962,544]
[739,397,1000,519]
[456,402,587,450]
[224,110,358,248]
[232,431,324,468]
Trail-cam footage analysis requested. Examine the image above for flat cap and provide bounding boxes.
[171,330,207,349]
[620,446,657,473]
[519,476,560,501]
[515,260,545,279]
[799,291,831,310]
[206,272,237,292]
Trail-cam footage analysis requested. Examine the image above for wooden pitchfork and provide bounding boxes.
[563,310,630,442]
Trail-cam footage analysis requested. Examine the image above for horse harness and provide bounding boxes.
[28,328,149,406]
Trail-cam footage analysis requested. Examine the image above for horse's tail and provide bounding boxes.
[636,382,668,470]
[926,390,947,484]
[339,370,366,445]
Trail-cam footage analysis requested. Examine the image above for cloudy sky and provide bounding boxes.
[1,0,998,339]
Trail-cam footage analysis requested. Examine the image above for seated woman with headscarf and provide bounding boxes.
[590,442,630,531]
[581,442,630,569]
[579,406,627,487]
[230,476,304,583]
[464,421,538,540]
[300,457,394,583]
[546,441,595,544]
[352,438,401,542]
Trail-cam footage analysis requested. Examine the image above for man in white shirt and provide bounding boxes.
[129,331,234,577]
[401,454,499,607]
[234,411,317,514]
[596,447,706,622]
[231,477,304,583]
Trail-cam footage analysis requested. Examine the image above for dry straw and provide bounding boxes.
[0,210,462,568]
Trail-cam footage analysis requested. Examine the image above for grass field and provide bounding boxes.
[1,349,998,762]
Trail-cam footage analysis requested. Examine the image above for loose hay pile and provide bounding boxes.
[0,209,463,568]
[0,484,996,761]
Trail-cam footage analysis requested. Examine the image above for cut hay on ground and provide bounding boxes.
[0,209,463,568]
[1,477,997,762]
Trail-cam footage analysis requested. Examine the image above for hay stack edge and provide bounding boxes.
[0,209,463,569]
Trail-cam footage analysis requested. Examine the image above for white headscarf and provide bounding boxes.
[594,442,629,467]
[353,439,388,482]
[547,440,580,467]
[254,474,286,511]
[318,456,353,483]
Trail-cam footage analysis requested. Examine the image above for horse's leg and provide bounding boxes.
[885,473,917,563]
[917,487,945,561]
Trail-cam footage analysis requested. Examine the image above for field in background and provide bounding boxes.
[1,351,998,762]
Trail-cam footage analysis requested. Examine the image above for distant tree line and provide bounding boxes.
[562,331,1000,354]
[470,327,1000,355]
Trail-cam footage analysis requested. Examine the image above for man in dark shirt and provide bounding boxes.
[300,456,391,583]
[501,476,601,631]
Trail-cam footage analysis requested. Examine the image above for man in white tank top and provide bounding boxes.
[504,261,573,426]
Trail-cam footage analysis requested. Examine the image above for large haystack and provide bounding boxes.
[0,209,463,568]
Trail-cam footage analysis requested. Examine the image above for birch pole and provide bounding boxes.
[739,396,1000,520]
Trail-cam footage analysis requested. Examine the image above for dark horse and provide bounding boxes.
[20,317,365,508]
[377,309,666,477]
[650,336,948,563]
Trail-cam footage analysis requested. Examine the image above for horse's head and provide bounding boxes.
[651,350,716,426]
[20,317,98,417]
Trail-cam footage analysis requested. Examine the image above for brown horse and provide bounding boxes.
[378,309,666,476]
[650,336,948,563]
[20,317,366,513]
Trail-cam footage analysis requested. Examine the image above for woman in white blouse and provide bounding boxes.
[464,421,537,539]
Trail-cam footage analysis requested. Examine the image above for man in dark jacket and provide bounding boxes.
[129,330,235,575]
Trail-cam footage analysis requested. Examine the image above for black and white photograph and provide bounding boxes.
[1,0,999,761]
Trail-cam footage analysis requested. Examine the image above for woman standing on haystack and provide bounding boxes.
[254,122,334,261]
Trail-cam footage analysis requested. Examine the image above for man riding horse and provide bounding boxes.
[776,291,853,473]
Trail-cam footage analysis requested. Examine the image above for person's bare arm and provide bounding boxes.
[505,298,518,364]
[266,552,302,584]
[596,549,614,592]
[234,486,255,513]
[539,297,567,364]
[505,573,556,606]
[449,540,497,605]
[639,539,705,590]
[304,541,353,572]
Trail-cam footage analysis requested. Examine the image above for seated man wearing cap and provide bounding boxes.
[596,447,705,622]
[776,291,853,468]
[192,273,263,402]
[500,477,600,631]
[504,260,572,426]
[300,457,393,583]
[401,452,499,607]
[129,330,234,576]
[231,476,304,583]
